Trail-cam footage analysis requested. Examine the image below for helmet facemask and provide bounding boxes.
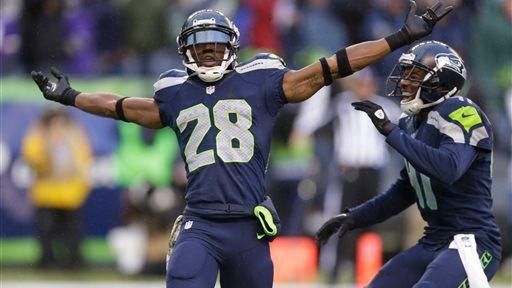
[386,55,460,115]
[177,16,240,83]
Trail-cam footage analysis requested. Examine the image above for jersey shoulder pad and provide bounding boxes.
[153,69,188,93]
[427,96,492,150]
[235,53,286,74]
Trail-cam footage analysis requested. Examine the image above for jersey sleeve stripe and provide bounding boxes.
[427,111,465,144]
[469,126,489,146]
[154,76,188,93]
[235,59,285,74]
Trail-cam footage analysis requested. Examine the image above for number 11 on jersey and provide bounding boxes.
[405,161,438,210]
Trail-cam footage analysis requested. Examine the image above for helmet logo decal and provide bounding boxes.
[193,18,216,26]
[399,53,416,64]
[435,53,465,76]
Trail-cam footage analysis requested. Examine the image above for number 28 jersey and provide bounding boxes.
[153,54,288,218]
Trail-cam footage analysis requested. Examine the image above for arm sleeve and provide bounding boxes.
[350,168,416,229]
[264,68,289,116]
[386,127,478,184]
[153,94,171,127]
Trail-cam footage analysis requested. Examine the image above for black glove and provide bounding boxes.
[31,67,81,106]
[315,212,355,246]
[352,100,397,136]
[386,0,453,51]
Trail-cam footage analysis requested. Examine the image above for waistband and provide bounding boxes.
[184,202,255,219]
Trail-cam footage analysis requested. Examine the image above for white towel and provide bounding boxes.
[449,234,490,288]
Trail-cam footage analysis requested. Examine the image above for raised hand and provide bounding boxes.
[31,67,80,106]
[386,0,453,51]
[404,0,453,42]
[352,100,397,136]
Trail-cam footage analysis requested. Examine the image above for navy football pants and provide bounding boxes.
[166,215,273,288]
[368,241,500,288]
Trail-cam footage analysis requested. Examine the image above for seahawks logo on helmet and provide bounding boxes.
[435,53,466,77]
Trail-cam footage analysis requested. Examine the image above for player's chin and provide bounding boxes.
[400,93,415,104]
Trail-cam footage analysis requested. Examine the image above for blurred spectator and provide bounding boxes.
[503,88,512,273]
[108,124,185,275]
[424,0,471,58]
[63,0,97,75]
[88,0,124,75]
[20,0,67,73]
[21,109,92,269]
[243,0,282,52]
[296,0,348,55]
[267,104,315,236]
[0,0,22,74]
[331,0,371,44]
[472,0,512,109]
[114,123,180,188]
[109,181,184,275]
[327,68,400,282]
[362,0,409,78]
[118,0,170,75]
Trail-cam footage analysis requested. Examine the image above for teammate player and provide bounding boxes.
[316,41,502,287]
[31,3,452,287]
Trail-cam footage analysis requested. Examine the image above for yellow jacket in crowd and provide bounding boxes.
[22,111,92,210]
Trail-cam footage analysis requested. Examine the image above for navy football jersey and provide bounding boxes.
[153,53,289,217]
[351,96,501,256]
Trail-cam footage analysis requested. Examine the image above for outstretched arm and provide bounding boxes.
[349,172,416,229]
[31,68,163,129]
[315,169,416,245]
[351,100,480,184]
[385,129,478,184]
[282,0,452,103]
[282,39,390,103]
[74,92,162,129]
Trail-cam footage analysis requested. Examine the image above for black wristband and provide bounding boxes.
[384,28,410,52]
[335,48,354,78]
[319,57,333,86]
[381,121,397,136]
[62,88,81,106]
[116,97,129,122]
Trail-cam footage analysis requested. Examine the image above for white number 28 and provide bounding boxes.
[176,99,254,172]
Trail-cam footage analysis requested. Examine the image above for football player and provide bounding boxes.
[316,41,502,287]
[31,3,451,287]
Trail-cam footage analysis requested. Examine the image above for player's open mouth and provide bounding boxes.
[400,93,415,103]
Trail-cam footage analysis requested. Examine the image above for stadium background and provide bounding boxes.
[1,0,511,287]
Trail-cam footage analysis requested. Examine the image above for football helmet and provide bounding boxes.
[386,41,467,115]
[177,9,240,82]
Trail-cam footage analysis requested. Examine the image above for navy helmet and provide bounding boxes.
[177,10,240,82]
[386,41,467,115]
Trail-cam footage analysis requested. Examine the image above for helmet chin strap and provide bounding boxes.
[400,63,457,115]
[184,48,235,82]
[401,86,458,115]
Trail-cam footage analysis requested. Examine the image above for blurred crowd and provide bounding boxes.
[1,0,511,283]
[2,0,511,107]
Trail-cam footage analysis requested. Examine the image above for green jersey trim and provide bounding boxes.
[449,106,482,132]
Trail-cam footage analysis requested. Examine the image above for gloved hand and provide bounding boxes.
[31,67,81,106]
[352,100,397,136]
[315,212,355,246]
[386,0,453,50]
